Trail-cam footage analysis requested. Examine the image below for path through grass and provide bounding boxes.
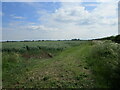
[2,41,120,88]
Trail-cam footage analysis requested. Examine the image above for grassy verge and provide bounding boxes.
[85,40,120,88]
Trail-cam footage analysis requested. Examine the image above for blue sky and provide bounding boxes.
[2,1,118,41]
[2,2,97,25]
[2,2,61,26]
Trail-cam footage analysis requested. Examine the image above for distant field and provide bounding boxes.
[2,40,120,88]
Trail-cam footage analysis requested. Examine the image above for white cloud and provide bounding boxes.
[13,16,25,19]
[36,2,118,39]
[10,15,25,19]
[84,3,99,7]
[52,2,117,25]
[96,0,119,2]
[52,6,89,23]
[2,0,119,2]
[28,25,59,31]
[3,1,118,40]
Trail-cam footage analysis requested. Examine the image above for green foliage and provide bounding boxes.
[96,34,120,44]
[86,41,120,88]
[114,35,120,43]
[2,40,120,88]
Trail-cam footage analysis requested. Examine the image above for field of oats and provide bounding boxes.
[1,40,120,88]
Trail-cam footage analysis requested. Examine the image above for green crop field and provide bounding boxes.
[2,40,120,88]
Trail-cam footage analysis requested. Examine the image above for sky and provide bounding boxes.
[1,0,119,41]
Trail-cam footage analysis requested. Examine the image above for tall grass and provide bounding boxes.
[86,40,120,88]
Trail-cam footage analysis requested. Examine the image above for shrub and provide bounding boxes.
[86,41,120,88]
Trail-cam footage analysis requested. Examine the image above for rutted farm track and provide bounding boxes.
[18,44,94,88]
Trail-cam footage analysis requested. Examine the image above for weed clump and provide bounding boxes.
[26,45,30,51]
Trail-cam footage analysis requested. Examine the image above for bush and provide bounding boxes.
[86,41,120,88]
[114,35,120,43]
